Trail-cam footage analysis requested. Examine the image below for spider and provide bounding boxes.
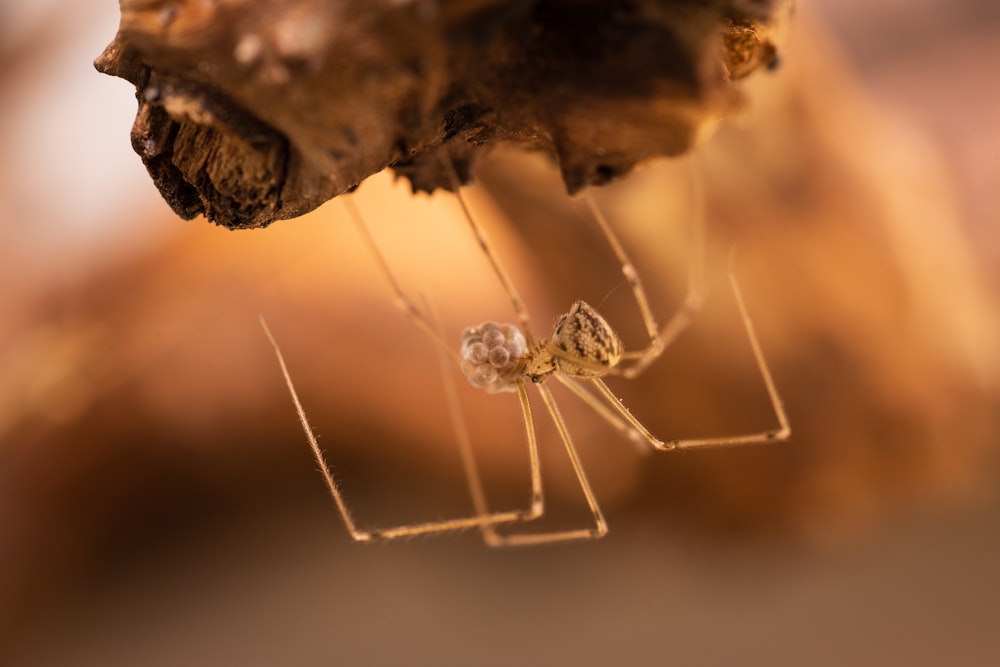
[261,157,790,546]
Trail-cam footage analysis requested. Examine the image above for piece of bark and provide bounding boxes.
[95,0,788,229]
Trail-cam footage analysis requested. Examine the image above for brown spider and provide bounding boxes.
[262,159,790,546]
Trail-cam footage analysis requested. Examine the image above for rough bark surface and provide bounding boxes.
[96,0,788,229]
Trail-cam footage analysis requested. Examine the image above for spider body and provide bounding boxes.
[459,300,623,393]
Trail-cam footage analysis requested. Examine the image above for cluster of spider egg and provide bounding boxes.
[459,322,528,394]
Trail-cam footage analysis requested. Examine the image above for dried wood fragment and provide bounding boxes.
[96,0,788,229]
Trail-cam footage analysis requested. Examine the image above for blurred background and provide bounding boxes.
[1,1,999,665]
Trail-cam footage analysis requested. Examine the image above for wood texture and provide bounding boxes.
[95,0,787,228]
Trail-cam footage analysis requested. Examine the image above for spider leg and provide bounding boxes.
[261,316,539,541]
[431,302,545,544]
[440,154,537,346]
[589,252,790,453]
[555,374,652,454]
[341,197,458,364]
[580,165,706,380]
[654,252,791,450]
[479,382,608,546]
[585,377,665,450]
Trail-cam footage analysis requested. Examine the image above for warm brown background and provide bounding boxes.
[1,1,998,665]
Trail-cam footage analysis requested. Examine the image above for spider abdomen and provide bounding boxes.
[551,301,623,378]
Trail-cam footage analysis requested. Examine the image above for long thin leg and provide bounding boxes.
[341,196,459,365]
[591,253,790,452]
[440,154,537,346]
[347,193,545,526]
[554,374,652,454]
[434,301,494,521]
[481,382,608,546]
[659,254,790,449]
[580,167,706,380]
[430,300,545,542]
[260,316,538,541]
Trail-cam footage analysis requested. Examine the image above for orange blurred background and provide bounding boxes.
[1,1,999,664]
